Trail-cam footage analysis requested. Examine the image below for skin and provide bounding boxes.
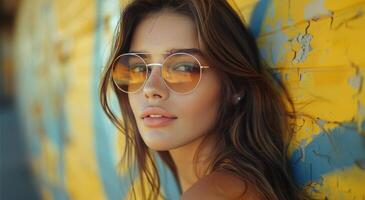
[128,9,259,199]
[181,171,262,200]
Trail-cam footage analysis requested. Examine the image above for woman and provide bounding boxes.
[100,0,310,199]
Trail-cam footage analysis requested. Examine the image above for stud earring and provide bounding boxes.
[232,90,245,105]
[233,95,242,104]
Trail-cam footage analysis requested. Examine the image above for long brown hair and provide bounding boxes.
[100,0,310,199]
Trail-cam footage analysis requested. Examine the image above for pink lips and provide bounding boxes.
[141,107,177,128]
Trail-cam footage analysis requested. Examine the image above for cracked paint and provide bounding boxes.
[290,21,313,64]
[291,33,313,63]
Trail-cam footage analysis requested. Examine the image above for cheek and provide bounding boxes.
[181,96,218,125]
[171,76,221,145]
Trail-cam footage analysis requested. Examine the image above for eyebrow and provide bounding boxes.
[128,48,203,58]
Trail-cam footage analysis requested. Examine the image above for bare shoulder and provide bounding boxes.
[180,171,263,200]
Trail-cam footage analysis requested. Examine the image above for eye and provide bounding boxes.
[130,63,146,72]
[172,62,199,72]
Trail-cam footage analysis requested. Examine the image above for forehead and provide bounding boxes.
[129,10,199,54]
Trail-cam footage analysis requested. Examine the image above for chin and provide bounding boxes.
[140,132,174,151]
[142,135,186,151]
[144,142,178,151]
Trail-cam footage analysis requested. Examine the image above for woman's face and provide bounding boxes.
[128,10,221,151]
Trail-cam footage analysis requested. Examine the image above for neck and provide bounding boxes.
[169,135,216,192]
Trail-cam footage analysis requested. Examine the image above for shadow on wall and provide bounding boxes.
[0,103,41,200]
[0,0,41,199]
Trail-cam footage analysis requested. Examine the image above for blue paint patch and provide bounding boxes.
[260,1,276,34]
[291,122,365,186]
[270,22,289,65]
[155,154,180,200]
[249,0,271,38]
[41,101,70,200]
[38,2,70,199]
[258,23,289,67]
[42,99,61,149]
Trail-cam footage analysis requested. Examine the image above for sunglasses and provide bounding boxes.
[111,52,210,94]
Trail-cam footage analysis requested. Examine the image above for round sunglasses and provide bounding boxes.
[111,52,210,94]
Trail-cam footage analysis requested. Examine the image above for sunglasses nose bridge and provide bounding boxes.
[146,63,163,76]
[146,63,163,68]
[142,63,169,94]
[145,63,164,82]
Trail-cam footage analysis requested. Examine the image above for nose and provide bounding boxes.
[143,65,169,100]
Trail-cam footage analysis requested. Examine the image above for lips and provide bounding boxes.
[141,107,177,119]
[141,107,177,128]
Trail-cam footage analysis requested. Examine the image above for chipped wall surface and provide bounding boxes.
[13,0,364,199]
[241,1,365,199]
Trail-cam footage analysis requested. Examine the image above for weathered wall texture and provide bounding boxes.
[240,1,365,199]
[13,0,364,199]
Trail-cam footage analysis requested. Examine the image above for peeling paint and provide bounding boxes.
[304,0,332,20]
[291,33,313,63]
[349,63,363,96]
[348,74,362,91]
[290,21,313,64]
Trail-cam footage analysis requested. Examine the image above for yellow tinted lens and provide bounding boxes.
[112,54,146,92]
[162,54,201,93]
